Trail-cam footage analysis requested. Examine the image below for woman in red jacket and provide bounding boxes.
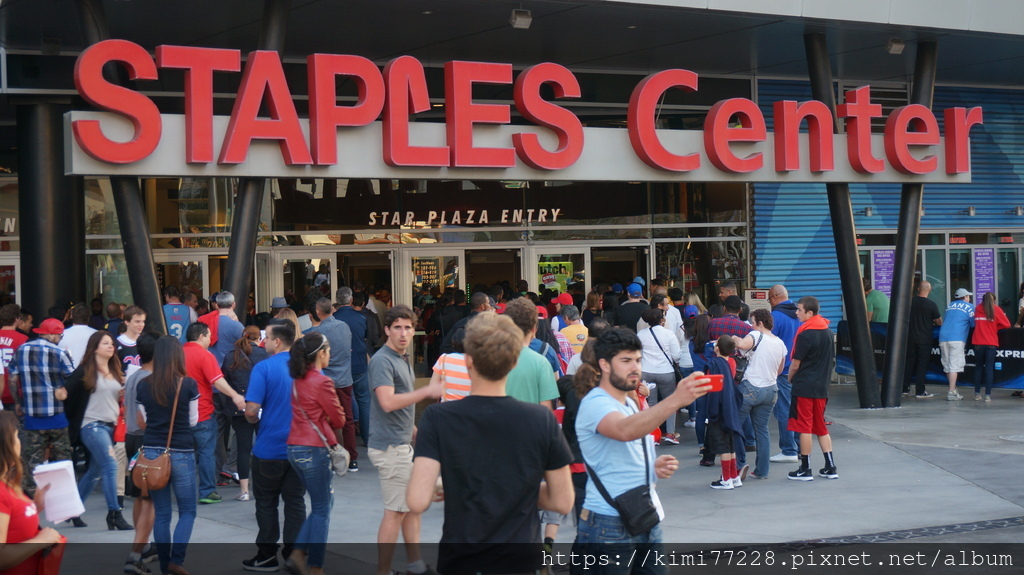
[971,292,1010,402]
[284,332,345,575]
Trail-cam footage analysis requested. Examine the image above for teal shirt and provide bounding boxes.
[505,346,559,404]
[865,289,891,323]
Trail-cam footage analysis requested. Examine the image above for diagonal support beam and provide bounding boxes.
[881,42,938,407]
[804,33,880,408]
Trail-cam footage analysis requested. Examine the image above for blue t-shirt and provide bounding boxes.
[24,413,68,431]
[210,315,244,366]
[938,300,976,343]
[163,304,190,343]
[246,353,293,461]
[575,387,655,517]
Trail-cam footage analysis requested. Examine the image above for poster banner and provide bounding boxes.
[836,321,1024,390]
[538,262,573,293]
[872,249,895,298]
[745,289,771,313]
[974,248,995,296]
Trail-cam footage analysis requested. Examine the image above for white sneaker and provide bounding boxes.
[732,476,743,487]
[946,391,963,401]
[710,478,733,490]
[770,453,798,463]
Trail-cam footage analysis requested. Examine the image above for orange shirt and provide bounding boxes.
[434,353,470,402]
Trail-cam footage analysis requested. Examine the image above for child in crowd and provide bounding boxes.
[705,336,745,490]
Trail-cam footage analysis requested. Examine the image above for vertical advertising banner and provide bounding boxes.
[974,248,996,296]
[872,249,895,298]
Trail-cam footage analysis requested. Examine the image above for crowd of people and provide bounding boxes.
[0,272,1015,575]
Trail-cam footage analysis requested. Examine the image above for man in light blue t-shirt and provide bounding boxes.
[938,288,975,401]
[573,328,710,573]
[242,321,306,571]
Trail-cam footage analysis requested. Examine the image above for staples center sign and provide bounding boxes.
[64,39,981,182]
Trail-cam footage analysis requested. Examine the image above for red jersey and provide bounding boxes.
[183,342,225,423]
[0,329,28,404]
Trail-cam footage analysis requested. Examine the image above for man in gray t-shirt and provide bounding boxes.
[367,305,441,575]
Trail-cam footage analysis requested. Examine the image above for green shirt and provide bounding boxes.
[865,289,891,323]
[505,346,559,404]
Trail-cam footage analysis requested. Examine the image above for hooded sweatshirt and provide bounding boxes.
[771,300,800,373]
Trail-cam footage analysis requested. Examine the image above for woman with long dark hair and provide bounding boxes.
[135,336,201,575]
[600,292,619,326]
[64,330,133,530]
[971,292,1010,402]
[221,325,267,501]
[0,411,63,575]
[284,332,345,575]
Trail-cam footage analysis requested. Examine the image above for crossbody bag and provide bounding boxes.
[583,410,660,535]
[292,385,350,478]
[650,328,683,381]
[132,379,182,497]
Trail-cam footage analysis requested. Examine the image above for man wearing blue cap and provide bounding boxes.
[939,288,974,401]
[614,283,649,333]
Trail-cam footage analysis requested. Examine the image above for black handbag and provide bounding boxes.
[650,328,683,381]
[583,429,660,535]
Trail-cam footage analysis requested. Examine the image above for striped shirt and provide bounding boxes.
[435,353,471,402]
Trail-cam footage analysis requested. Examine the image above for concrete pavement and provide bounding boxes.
[56,382,1024,572]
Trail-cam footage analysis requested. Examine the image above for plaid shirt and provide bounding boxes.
[708,314,753,341]
[553,331,574,367]
[9,339,74,418]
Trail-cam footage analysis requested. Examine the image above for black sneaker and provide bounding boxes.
[819,466,839,479]
[788,467,814,481]
[140,544,159,564]
[348,460,358,472]
[123,559,152,575]
[242,553,281,572]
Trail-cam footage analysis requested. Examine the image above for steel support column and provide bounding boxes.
[77,0,166,332]
[880,42,938,407]
[804,33,880,408]
[15,101,86,316]
[222,0,291,317]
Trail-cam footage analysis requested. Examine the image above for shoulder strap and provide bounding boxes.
[650,328,675,366]
[582,404,651,509]
[750,331,764,352]
[165,379,183,450]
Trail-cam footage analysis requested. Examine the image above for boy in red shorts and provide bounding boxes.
[787,296,837,481]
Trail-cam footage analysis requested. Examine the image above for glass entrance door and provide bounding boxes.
[466,249,522,296]
[276,252,336,314]
[404,250,464,379]
[0,258,18,305]
[529,248,588,295]
[154,254,208,303]
[592,246,648,293]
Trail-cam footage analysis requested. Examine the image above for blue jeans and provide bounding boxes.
[571,510,664,575]
[974,345,997,395]
[192,418,218,498]
[287,446,333,568]
[352,371,370,445]
[147,449,197,573]
[734,382,777,477]
[773,374,798,456]
[77,421,120,511]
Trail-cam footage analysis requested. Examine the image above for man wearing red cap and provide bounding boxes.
[9,318,75,497]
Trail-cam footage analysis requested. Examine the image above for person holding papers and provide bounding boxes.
[0,411,64,575]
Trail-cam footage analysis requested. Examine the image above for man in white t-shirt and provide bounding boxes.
[59,304,97,368]
[731,308,788,480]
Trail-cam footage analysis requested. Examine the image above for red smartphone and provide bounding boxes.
[705,374,724,392]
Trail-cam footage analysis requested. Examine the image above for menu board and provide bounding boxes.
[872,249,895,298]
[974,248,995,296]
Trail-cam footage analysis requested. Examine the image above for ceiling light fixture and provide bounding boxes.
[510,9,532,30]
[886,38,905,55]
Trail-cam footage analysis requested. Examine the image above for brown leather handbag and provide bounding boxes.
[132,379,182,497]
